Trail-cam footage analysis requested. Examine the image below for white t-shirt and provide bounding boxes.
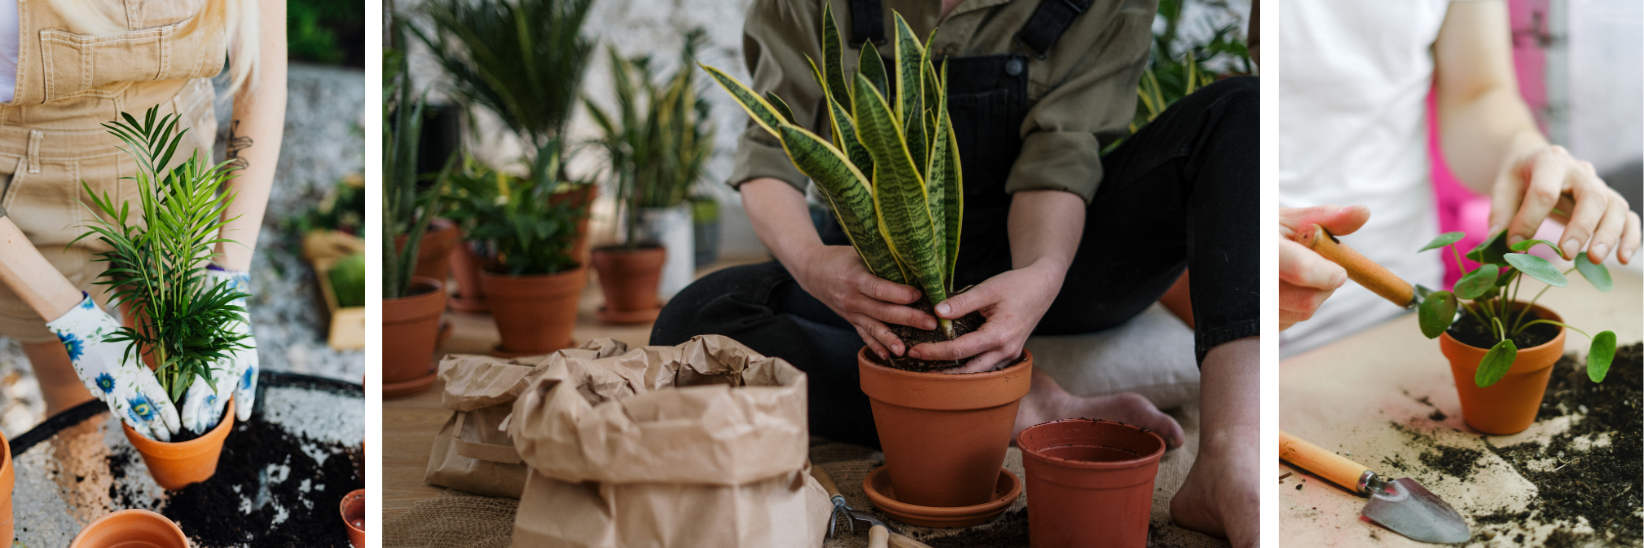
[0,0,17,104]
[1278,1,1482,356]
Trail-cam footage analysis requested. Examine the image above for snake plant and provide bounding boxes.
[703,6,964,338]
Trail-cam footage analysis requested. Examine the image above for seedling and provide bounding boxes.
[1416,230,1616,387]
[704,5,964,338]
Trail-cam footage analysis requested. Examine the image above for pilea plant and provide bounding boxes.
[703,5,964,338]
[72,107,252,403]
[1416,230,1616,387]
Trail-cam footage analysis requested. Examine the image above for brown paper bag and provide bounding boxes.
[508,335,832,548]
[425,342,628,499]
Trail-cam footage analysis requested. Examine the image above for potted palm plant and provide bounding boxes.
[586,31,714,322]
[72,107,251,489]
[1415,230,1617,434]
[705,7,1030,510]
[384,29,456,398]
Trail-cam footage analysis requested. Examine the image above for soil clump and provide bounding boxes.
[880,297,987,372]
[1446,307,1559,349]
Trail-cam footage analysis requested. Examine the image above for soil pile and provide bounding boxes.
[883,299,986,372]
[1446,307,1560,349]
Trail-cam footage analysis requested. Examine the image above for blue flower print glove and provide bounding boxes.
[45,294,181,441]
[179,266,259,435]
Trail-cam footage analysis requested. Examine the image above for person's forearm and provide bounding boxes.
[214,0,287,272]
[742,178,828,270]
[0,217,83,319]
[1437,87,1544,194]
[1007,190,1083,276]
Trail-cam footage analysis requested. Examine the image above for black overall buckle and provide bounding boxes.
[1014,0,1092,60]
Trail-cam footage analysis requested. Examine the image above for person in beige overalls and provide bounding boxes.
[0,0,285,441]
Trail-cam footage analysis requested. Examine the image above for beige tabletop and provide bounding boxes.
[1279,269,1642,546]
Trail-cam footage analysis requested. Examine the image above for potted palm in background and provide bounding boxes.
[585,31,714,321]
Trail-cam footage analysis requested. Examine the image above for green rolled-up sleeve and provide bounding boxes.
[725,0,829,195]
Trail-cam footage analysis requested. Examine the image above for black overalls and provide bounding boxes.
[654,0,1260,449]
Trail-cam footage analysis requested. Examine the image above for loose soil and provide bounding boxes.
[917,507,1029,548]
[881,298,987,372]
[1446,306,1560,350]
[111,417,363,546]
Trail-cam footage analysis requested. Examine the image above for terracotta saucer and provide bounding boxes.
[595,306,661,325]
[862,466,1021,528]
[447,295,490,313]
[383,369,438,398]
[489,342,575,359]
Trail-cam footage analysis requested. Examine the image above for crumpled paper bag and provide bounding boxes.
[507,335,832,548]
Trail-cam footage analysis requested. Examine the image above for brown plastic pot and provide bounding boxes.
[858,347,1032,508]
[122,398,236,491]
[396,218,459,282]
[1440,303,1566,435]
[384,277,447,397]
[70,509,188,548]
[481,264,587,355]
[448,241,493,313]
[590,244,665,324]
[0,431,12,547]
[1017,419,1166,548]
[341,488,365,547]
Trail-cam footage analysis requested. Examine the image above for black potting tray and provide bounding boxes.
[8,372,364,547]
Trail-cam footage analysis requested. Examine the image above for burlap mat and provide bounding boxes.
[383,494,517,548]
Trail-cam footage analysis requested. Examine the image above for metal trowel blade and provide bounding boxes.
[1362,478,1471,544]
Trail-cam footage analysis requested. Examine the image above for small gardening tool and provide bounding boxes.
[846,510,937,548]
[1296,225,1435,308]
[1280,430,1471,544]
[810,463,852,537]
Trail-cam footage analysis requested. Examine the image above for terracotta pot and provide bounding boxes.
[858,347,1032,507]
[481,264,587,355]
[1440,303,1566,435]
[551,185,597,264]
[70,509,187,548]
[122,398,236,491]
[395,218,459,282]
[448,241,492,313]
[590,245,665,324]
[341,488,365,548]
[0,431,12,547]
[1017,419,1166,548]
[383,277,447,397]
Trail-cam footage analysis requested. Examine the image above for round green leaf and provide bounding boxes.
[1453,264,1499,300]
[1493,266,1517,288]
[1508,238,1563,256]
[1476,339,1518,388]
[1587,330,1616,383]
[1502,253,1568,287]
[1419,232,1467,252]
[1466,230,1511,265]
[1574,252,1613,292]
[1418,291,1457,339]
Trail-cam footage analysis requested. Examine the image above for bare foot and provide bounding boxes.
[1012,369,1185,448]
[1171,427,1260,547]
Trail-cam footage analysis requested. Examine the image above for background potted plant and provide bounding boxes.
[690,194,721,268]
[1416,230,1617,434]
[705,7,1030,509]
[384,30,456,398]
[586,31,714,322]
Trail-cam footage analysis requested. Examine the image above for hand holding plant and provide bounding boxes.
[46,294,181,441]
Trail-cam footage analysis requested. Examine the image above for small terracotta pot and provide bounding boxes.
[341,488,365,548]
[70,509,188,548]
[1017,419,1166,548]
[481,264,587,355]
[858,347,1032,507]
[396,218,460,282]
[590,245,665,324]
[448,241,492,313]
[383,277,447,397]
[551,185,597,264]
[122,398,236,491]
[0,432,13,547]
[1440,303,1566,435]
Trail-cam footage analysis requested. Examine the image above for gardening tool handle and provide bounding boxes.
[1279,430,1372,495]
[810,462,845,501]
[869,525,890,548]
[1298,225,1416,308]
[888,532,936,548]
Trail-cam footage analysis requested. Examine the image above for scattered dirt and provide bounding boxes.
[1418,445,1484,482]
[878,296,987,372]
[1446,306,1559,350]
[916,507,1029,547]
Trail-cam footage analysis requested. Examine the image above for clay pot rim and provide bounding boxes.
[1017,418,1167,470]
[862,465,1021,518]
[386,277,445,303]
[1438,302,1565,375]
[70,509,187,548]
[591,242,665,254]
[341,488,365,535]
[478,263,588,281]
[122,398,236,452]
[857,347,1033,381]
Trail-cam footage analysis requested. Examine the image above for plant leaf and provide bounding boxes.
[892,13,926,175]
[1453,264,1499,300]
[858,42,890,99]
[776,123,905,285]
[1476,339,1518,387]
[1466,229,1512,265]
[819,2,852,106]
[1587,330,1616,382]
[764,92,796,125]
[1508,238,1563,256]
[855,74,945,305]
[700,63,787,137]
[1502,253,1568,287]
[1419,231,1466,252]
[929,62,961,287]
[1574,252,1613,292]
[1418,290,1458,339]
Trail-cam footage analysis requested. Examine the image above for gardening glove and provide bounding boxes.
[46,293,181,441]
[179,266,259,435]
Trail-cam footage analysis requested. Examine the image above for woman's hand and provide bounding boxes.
[906,260,1065,374]
[790,244,937,360]
[46,294,180,441]
[1490,142,1641,264]
[1279,204,1369,330]
[179,266,259,434]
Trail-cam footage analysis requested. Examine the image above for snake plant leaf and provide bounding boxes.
[805,56,873,175]
[930,62,962,284]
[1466,229,1512,265]
[1476,339,1518,387]
[776,123,906,285]
[859,42,890,99]
[1419,231,1466,252]
[1418,290,1458,339]
[1508,238,1563,256]
[1503,252,1568,287]
[855,74,946,304]
[1574,252,1613,292]
[700,63,786,137]
[892,13,926,174]
[1588,330,1616,382]
[820,2,852,106]
[765,92,797,125]
[1453,264,1500,300]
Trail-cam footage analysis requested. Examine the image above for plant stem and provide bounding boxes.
[1519,319,1591,340]
[939,317,956,340]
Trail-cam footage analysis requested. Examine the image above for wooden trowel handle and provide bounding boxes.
[1297,225,1416,308]
[810,462,843,500]
[1280,430,1371,495]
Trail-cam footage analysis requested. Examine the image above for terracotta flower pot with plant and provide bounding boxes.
[1415,230,1617,435]
[709,7,1029,511]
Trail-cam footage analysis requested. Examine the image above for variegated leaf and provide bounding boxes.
[855,74,945,303]
[776,123,906,285]
[859,42,890,99]
[820,2,852,105]
[700,63,786,137]
[893,13,926,174]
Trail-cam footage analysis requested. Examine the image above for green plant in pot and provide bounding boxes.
[704,6,1032,512]
[585,30,713,321]
[1416,229,1617,434]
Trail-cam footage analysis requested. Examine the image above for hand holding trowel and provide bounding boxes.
[1281,431,1471,543]
[1295,225,1435,308]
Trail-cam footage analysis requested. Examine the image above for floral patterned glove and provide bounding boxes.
[46,294,181,441]
[179,266,259,434]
